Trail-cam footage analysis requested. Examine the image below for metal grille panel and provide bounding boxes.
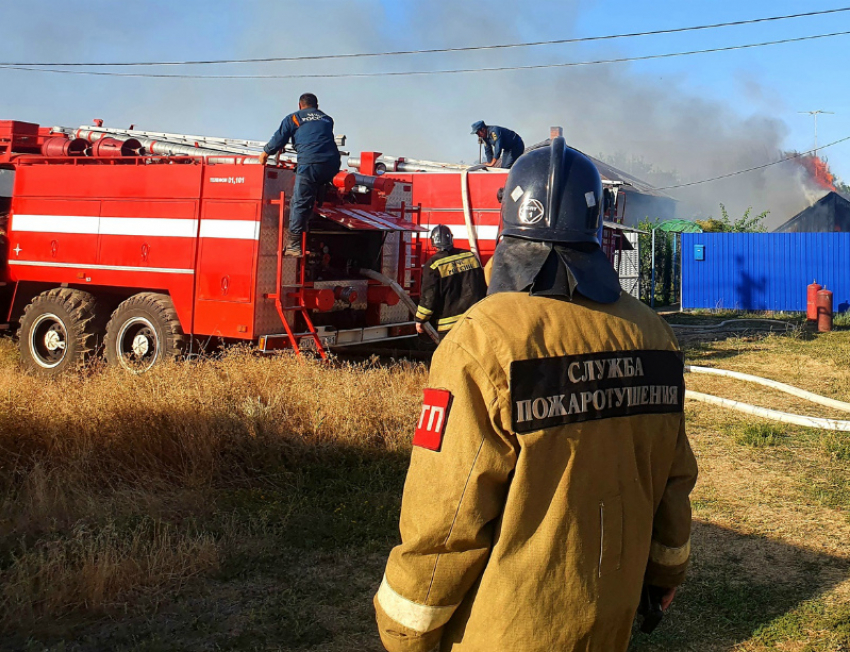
[380,302,413,324]
[614,232,640,298]
[382,232,400,281]
[253,207,297,336]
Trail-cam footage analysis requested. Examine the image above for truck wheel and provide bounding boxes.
[105,293,186,373]
[18,288,105,374]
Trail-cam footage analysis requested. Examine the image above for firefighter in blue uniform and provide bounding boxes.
[471,120,524,169]
[259,93,341,256]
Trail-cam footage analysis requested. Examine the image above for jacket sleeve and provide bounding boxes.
[482,139,494,163]
[375,340,516,652]
[263,114,297,154]
[645,417,698,588]
[483,258,493,286]
[415,264,439,324]
[490,130,503,160]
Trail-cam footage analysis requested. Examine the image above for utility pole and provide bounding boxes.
[799,110,834,154]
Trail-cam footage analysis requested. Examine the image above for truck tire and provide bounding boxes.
[18,288,105,374]
[104,292,186,373]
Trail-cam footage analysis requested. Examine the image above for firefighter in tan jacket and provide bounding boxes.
[374,138,698,652]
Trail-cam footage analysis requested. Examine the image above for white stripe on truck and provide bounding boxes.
[10,214,260,240]
[8,260,194,274]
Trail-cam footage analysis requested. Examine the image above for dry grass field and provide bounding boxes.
[0,321,848,651]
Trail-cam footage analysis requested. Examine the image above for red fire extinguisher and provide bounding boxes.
[817,287,833,333]
[807,280,822,321]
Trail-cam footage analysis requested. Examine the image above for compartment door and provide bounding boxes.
[196,201,260,303]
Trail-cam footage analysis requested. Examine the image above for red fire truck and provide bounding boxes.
[0,120,633,375]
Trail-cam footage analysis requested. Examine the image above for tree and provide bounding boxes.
[696,204,769,233]
[637,217,676,307]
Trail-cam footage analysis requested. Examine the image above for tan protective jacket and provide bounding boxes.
[375,291,698,652]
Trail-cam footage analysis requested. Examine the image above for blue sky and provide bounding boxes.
[1,0,848,223]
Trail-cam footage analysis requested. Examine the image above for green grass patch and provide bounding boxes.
[730,423,788,448]
[832,311,850,328]
[749,597,850,651]
[822,433,850,461]
[802,470,850,512]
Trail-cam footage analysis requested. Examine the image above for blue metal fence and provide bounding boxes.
[681,233,850,312]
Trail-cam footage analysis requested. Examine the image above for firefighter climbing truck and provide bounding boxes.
[0,119,632,375]
[0,119,432,374]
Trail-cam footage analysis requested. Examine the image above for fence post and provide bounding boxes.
[650,228,657,308]
[678,234,683,309]
[672,233,678,308]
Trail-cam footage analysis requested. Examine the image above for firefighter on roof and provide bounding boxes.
[375,138,698,652]
[414,225,487,336]
[259,93,341,257]
[471,120,524,169]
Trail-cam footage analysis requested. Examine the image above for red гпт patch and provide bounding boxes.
[413,388,453,451]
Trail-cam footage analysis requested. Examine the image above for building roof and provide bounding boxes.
[655,219,703,233]
[588,156,677,200]
[773,191,850,232]
[603,220,648,234]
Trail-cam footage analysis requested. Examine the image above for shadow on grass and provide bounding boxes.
[630,520,849,651]
[0,440,411,652]
[682,345,747,361]
[3,429,847,651]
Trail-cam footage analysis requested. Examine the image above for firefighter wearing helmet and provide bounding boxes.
[375,138,698,652]
[413,225,487,336]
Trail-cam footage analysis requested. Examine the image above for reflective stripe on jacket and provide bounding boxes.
[415,248,487,333]
[376,291,698,652]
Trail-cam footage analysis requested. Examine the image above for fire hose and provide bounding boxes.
[671,319,796,331]
[460,168,481,263]
[686,365,850,431]
[357,269,440,345]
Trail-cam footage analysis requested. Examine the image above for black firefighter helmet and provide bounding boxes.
[430,224,454,252]
[488,137,621,303]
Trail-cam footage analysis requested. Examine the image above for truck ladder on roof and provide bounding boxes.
[54,125,347,160]
[266,192,328,360]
